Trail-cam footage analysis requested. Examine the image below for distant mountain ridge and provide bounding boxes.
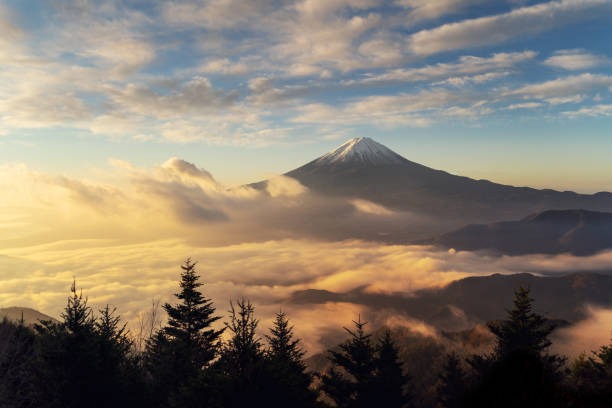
[278,137,612,224]
[290,271,612,331]
[0,307,57,326]
[421,209,612,256]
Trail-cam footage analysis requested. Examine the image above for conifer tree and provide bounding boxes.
[215,298,267,406]
[265,311,317,408]
[374,330,411,408]
[320,317,377,408]
[146,259,224,407]
[464,286,565,408]
[163,258,224,370]
[221,298,263,379]
[94,305,144,407]
[487,286,554,357]
[34,281,118,408]
[568,338,612,407]
[437,352,466,408]
[0,318,37,408]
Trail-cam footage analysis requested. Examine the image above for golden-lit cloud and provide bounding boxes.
[2,159,612,353]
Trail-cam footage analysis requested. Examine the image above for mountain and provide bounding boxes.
[420,209,612,256]
[289,272,612,331]
[276,137,612,224]
[0,307,57,326]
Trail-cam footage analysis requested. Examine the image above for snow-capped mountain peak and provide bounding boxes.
[313,137,406,166]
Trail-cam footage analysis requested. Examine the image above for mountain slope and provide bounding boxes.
[282,137,612,223]
[290,272,612,331]
[421,209,612,255]
[0,307,57,326]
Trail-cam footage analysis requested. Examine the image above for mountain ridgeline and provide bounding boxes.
[279,137,612,223]
[422,209,612,255]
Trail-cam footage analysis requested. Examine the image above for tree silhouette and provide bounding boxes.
[32,280,146,408]
[146,259,224,407]
[374,329,411,408]
[568,338,612,407]
[0,318,37,408]
[437,352,466,408]
[320,317,377,408]
[487,286,554,357]
[163,258,224,369]
[214,298,268,407]
[265,311,318,408]
[465,286,565,408]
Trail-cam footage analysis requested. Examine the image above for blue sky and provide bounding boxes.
[1,0,612,191]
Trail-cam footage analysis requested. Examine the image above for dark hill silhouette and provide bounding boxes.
[254,138,612,224]
[290,272,612,331]
[420,209,612,255]
[0,306,57,326]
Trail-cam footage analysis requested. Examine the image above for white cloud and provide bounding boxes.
[562,104,612,118]
[504,73,612,99]
[196,58,251,76]
[434,71,511,87]
[544,49,609,71]
[406,0,612,56]
[358,51,536,84]
[107,77,239,119]
[545,95,585,105]
[397,0,488,24]
[504,102,543,110]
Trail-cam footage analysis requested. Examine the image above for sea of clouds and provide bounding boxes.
[1,159,611,354]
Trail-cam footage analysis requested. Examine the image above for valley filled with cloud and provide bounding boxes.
[2,158,611,354]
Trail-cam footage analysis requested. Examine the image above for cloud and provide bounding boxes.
[406,0,612,56]
[107,77,239,119]
[397,0,488,23]
[503,102,543,110]
[292,87,488,126]
[544,49,610,71]
[504,73,612,99]
[357,51,536,84]
[546,94,585,105]
[196,58,251,76]
[562,104,612,118]
[434,71,511,87]
[552,306,612,358]
[3,160,612,352]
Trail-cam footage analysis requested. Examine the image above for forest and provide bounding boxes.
[0,259,610,408]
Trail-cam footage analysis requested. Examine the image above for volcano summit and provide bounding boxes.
[277,138,612,224]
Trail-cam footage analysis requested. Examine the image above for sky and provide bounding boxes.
[1,0,612,191]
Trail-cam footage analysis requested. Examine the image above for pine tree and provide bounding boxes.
[94,305,144,407]
[265,311,317,408]
[320,317,377,408]
[0,318,38,408]
[464,286,566,408]
[163,258,224,370]
[374,330,411,408]
[146,259,224,407]
[221,298,263,379]
[568,338,612,407]
[33,281,111,408]
[487,286,554,357]
[215,298,266,407]
[266,310,304,364]
[62,279,95,335]
[437,352,466,408]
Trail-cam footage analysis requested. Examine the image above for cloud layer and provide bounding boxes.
[2,159,612,353]
[1,1,611,145]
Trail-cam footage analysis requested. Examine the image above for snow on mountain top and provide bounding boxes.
[314,137,406,166]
